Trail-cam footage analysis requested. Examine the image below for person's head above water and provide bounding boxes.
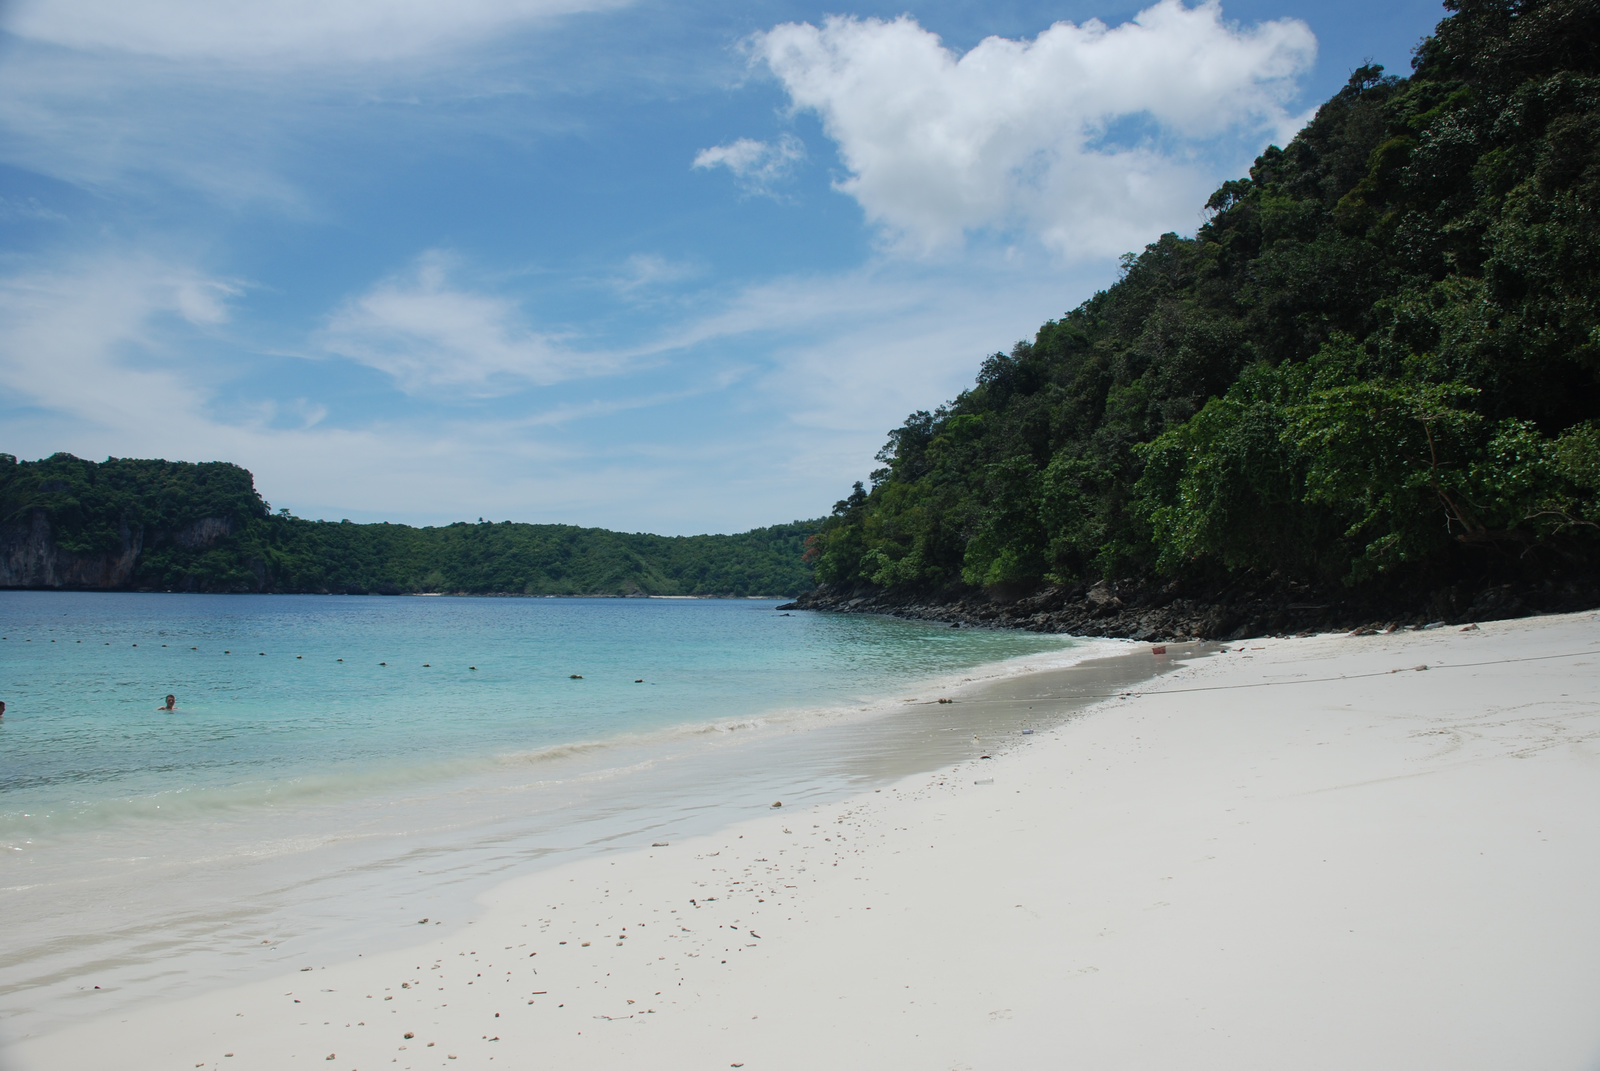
[163,694,176,710]
[0,700,6,716]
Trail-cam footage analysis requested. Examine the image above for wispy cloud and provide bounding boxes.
[0,0,641,214]
[0,45,317,211]
[317,251,615,397]
[0,242,1096,533]
[4,0,631,64]
[693,134,806,197]
[0,251,238,426]
[746,0,1315,256]
[0,194,68,222]
[610,254,702,295]
[0,247,594,525]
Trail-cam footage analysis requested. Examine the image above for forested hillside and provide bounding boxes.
[802,0,1600,630]
[0,453,817,596]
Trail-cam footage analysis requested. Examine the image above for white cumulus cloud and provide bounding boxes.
[748,0,1315,256]
[693,134,806,195]
[319,252,606,396]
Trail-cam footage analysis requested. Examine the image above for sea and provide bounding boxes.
[0,591,1120,1041]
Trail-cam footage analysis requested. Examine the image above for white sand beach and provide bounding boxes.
[10,610,1600,1070]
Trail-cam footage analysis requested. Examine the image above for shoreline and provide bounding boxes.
[11,611,1599,1068]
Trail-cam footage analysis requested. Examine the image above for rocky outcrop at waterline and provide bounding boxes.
[778,572,1600,642]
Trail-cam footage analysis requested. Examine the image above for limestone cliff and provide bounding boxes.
[0,508,237,589]
[0,453,264,591]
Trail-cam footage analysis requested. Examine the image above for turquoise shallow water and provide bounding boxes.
[0,592,1073,834]
[0,591,1107,1041]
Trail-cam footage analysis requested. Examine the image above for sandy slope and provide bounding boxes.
[9,611,1600,1071]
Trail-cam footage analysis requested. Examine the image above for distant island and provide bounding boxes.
[790,1,1600,638]
[0,453,818,597]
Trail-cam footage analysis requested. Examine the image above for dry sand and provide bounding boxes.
[9,610,1600,1070]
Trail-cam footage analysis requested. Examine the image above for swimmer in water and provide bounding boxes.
[162,694,176,711]
[0,700,6,717]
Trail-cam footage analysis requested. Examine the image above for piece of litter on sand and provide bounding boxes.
[1022,729,1034,734]
[975,778,994,785]
[652,842,668,847]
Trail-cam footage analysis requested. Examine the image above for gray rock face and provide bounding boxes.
[0,510,234,589]
[1085,580,1121,608]
[171,515,235,549]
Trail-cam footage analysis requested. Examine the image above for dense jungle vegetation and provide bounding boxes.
[806,0,1600,601]
[0,453,817,596]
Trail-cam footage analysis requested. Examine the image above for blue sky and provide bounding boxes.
[0,0,1446,533]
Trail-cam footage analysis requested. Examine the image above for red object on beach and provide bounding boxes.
[1151,645,1167,655]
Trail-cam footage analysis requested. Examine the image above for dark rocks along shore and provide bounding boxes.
[779,572,1600,643]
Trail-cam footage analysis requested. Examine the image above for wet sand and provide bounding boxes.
[8,612,1600,1070]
